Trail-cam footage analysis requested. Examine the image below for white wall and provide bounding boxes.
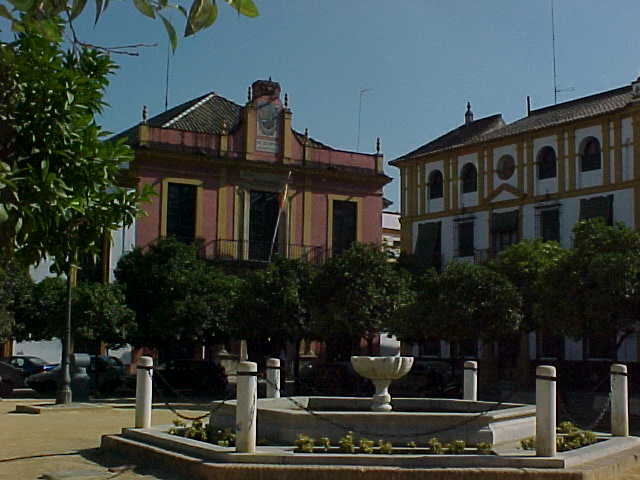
[109,222,136,282]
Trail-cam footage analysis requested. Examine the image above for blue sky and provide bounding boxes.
[4,1,640,207]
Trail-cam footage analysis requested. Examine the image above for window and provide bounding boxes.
[456,221,474,257]
[428,170,443,199]
[491,210,519,254]
[581,137,601,172]
[461,163,477,193]
[539,208,560,242]
[332,200,357,255]
[249,190,280,261]
[579,195,613,226]
[414,221,442,270]
[537,146,557,179]
[167,182,197,243]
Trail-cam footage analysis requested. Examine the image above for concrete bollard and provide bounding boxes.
[463,361,478,401]
[611,363,629,436]
[236,361,258,453]
[266,358,280,398]
[535,365,557,457]
[135,356,153,429]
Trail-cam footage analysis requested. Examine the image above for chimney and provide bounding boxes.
[251,79,281,102]
[465,102,473,124]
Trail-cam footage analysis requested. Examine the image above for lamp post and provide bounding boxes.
[56,254,77,405]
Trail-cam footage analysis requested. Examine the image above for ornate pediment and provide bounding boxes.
[486,183,526,203]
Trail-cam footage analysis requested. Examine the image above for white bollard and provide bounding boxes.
[463,361,478,401]
[236,361,257,453]
[535,365,556,457]
[135,356,153,429]
[266,358,280,399]
[611,363,629,436]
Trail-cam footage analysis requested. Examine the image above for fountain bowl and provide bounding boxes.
[350,355,414,380]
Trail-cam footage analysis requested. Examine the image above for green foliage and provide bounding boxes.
[489,240,567,332]
[311,243,414,360]
[358,438,374,454]
[520,426,598,452]
[0,25,151,273]
[406,441,417,448]
[11,276,134,347]
[0,260,33,341]
[475,442,492,455]
[426,437,443,454]
[169,419,235,447]
[295,434,315,453]
[338,431,355,453]
[0,0,259,50]
[391,261,521,344]
[234,257,315,355]
[538,220,640,344]
[520,436,535,450]
[115,237,242,349]
[446,440,466,454]
[377,439,393,454]
[319,436,331,452]
[557,421,579,434]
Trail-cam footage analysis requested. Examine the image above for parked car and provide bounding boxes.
[5,355,57,377]
[26,355,125,394]
[156,359,227,396]
[0,360,26,396]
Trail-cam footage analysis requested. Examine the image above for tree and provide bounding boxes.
[234,256,316,375]
[311,243,414,361]
[391,261,522,350]
[115,237,242,352]
[0,260,33,341]
[11,277,135,350]
[539,219,640,359]
[0,0,259,52]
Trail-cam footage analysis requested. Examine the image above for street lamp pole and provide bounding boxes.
[56,259,76,405]
[356,88,372,151]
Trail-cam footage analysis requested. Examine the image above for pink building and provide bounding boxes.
[116,79,390,262]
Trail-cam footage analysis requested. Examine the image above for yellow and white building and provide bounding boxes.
[390,77,640,362]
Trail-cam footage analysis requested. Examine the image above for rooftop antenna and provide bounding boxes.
[164,42,171,111]
[551,0,574,104]
[356,88,372,151]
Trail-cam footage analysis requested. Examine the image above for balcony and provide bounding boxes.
[199,239,328,265]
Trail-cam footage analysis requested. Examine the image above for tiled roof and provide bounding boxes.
[396,114,505,161]
[113,92,243,143]
[394,84,634,163]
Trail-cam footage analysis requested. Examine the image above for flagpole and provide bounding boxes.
[269,170,292,262]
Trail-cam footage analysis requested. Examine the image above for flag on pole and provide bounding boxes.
[269,170,292,261]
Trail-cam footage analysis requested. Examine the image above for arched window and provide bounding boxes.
[461,163,477,193]
[580,137,601,172]
[537,147,557,180]
[428,170,443,199]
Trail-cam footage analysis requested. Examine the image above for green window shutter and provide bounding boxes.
[580,195,613,225]
[541,209,560,242]
[414,221,441,267]
[492,210,519,232]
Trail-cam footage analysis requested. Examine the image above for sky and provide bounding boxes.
[4,1,640,208]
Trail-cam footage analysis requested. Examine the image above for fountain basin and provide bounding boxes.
[209,396,536,445]
[350,356,414,411]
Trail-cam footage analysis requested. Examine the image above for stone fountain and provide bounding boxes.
[350,355,414,411]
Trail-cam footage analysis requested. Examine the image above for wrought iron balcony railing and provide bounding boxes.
[199,239,327,265]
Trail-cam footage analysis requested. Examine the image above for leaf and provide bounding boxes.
[70,0,88,20]
[94,0,103,25]
[226,0,258,18]
[0,5,14,20]
[159,14,177,52]
[185,0,216,36]
[0,204,8,224]
[7,0,34,12]
[133,0,155,19]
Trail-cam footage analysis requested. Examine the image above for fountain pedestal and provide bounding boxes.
[351,356,414,412]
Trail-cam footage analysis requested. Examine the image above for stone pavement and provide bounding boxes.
[0,398,205,480]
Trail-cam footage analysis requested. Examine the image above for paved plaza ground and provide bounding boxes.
[4,395,640,480]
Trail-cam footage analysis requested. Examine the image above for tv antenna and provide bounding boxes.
[551,0,574,104]
[356,88,372,151]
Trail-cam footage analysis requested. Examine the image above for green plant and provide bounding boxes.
[319,437,331,452]
[295,434,315,453]
[359,438,374,454]
[520,437,535,450]
[208,427,236,447]
[557,421,579,434]
[406,441,417,448]
[338,432,355,453]
[377,439,393,454]
[184,419,207,441]
[475,442,492,455]
[446,440,466,454]
[426,437,443,454]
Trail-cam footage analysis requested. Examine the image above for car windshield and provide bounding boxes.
[27,357,46,366]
